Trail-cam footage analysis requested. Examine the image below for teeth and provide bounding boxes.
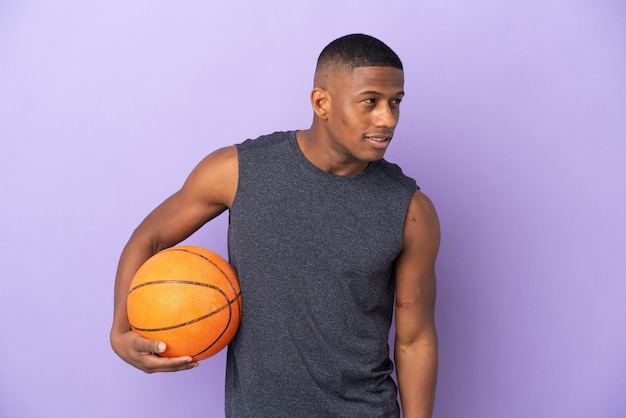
[369,137,387,142]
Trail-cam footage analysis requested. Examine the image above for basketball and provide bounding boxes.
[127,245,242,361]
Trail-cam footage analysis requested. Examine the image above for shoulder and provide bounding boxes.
[192,145,238,174]
[236,131,294,152]
[406,190,437,223]
[183,145,239,208]
[373,159,420,191]
[402,190,440,255]
[235,131,297,177]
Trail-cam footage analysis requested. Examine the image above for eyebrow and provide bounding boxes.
[358,90,405,96]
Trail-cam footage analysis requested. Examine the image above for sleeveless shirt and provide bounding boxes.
[225,131,418,417]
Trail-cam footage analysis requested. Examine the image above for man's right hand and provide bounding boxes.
[110,329,199,373]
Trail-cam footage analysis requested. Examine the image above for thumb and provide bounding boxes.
[146,339,166,354]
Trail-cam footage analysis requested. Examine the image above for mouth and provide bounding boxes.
[365,135,392,148]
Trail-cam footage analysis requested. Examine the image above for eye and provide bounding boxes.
[391,98,402,105]
[361,98,376,104]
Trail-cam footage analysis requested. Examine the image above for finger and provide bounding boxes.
[142,355,199,374]
[127,332,165,355]
[144,339,166,355]
[169,358,200,372]
[124,332,198,373]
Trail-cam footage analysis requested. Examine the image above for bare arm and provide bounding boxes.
[110,145,238,373]
[394,190,440,418]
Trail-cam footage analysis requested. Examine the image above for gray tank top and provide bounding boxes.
[226,131,418,417]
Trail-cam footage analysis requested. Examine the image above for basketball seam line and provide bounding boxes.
[129,292,241,333]
[190,294,241,358]
[165,247,239,295]
[129,279,229,294]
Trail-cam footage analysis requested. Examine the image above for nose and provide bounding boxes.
[373,103,398,129]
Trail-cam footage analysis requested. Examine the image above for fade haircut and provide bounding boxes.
[316,34,403,75]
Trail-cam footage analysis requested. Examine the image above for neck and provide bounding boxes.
[296,128,369,176]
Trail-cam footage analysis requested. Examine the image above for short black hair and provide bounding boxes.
[316,34,403,73]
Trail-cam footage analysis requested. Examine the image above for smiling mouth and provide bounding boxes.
[367,136,389,142]
[365,135,392,146]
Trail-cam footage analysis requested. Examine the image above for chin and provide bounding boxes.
[362,149,388,162]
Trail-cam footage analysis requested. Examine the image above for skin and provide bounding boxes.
[110,65,439,417]
[394,190,439,418]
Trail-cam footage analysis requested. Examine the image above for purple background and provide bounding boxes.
[1,1,625,417]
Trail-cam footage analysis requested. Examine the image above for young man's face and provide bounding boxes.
[325,66,405,165]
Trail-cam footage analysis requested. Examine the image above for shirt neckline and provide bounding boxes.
[288,130,374,181]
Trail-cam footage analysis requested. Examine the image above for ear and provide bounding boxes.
[310,87,330,120]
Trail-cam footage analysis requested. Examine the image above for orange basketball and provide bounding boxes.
[127,245,242,361]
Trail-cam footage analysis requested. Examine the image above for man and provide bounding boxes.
[111,34,440,418]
